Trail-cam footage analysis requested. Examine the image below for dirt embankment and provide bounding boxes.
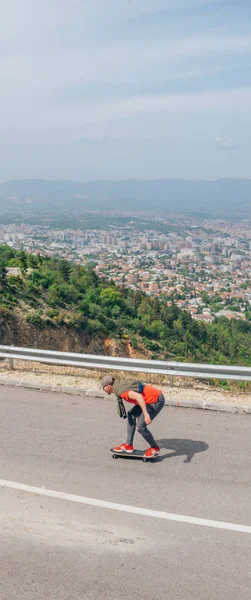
[0,313,147,358]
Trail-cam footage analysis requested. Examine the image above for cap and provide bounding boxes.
[101,375,114,388]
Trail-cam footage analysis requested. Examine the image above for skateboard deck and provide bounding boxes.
[110,448,157,462]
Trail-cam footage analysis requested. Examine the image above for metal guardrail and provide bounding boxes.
[0,345,251,382]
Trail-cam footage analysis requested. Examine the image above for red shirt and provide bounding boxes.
[120,385,162,405]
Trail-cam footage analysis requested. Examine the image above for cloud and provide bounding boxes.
[73,132,108,143]
[0,0,250,180]
[94,88,251,123]
[2,85,251,132]
[215,136,241,150]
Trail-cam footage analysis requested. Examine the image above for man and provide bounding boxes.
[101,375,165,458]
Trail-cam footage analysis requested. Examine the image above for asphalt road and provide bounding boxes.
[0,386,250,600]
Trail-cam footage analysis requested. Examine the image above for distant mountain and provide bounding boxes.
[0,178,251,216]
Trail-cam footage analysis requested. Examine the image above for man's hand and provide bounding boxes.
[144,414,152,425]
[127,391,152,425]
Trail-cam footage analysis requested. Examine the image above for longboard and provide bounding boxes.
[110,448,157,462]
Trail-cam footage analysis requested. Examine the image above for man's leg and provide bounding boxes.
[137,395,165,447]
[126,405,142,445]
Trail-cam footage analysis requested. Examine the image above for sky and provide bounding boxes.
[0,0,251,181]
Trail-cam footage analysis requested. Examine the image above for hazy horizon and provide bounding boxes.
[1,177,251,217]
[1,1,251,182]
[2,175,251,184]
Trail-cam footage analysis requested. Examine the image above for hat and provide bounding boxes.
[101,375,114,388]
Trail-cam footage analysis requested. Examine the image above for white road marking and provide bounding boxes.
[0,478,250,534]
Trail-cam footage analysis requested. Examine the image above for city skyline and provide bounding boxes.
[2,213,251,323]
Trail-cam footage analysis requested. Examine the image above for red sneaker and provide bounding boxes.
[113,443,134,453]
[144,446,160,458]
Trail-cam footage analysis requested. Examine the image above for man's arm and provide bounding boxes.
[128,391,152,425]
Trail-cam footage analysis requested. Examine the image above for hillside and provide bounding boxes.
[0,178,251,216]
[0,245,251,365]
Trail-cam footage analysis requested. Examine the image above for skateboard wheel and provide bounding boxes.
[112,454,118,459]
[143,458,148,463]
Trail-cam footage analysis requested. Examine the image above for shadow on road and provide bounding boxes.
[156,438,209,463]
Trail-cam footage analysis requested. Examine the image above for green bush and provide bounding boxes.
[46,308,59,318]
[26,312,46,329]
[219,379,230,389]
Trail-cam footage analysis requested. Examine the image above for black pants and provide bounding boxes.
[126,394,165,447]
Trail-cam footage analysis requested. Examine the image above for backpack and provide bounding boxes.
[114,380,145,418]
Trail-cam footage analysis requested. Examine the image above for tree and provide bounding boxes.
[59,259,71,282]
[20,251,28,276]
[0,262,7,289]
[28,254,39,269]
[201,292,210,304]
[100,287,121,307]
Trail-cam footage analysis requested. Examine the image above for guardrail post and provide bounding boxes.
[169,375,175,387]
[8,358,14,371]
